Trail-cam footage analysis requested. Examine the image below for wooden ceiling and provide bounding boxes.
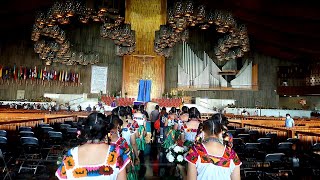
[1,0,320,61]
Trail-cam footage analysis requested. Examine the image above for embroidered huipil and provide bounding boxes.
[56,138,130,180]
[185,143,241,180]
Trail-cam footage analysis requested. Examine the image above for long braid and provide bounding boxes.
[195,122,203,143]
[106,129,111,145]
[118,122,123,138]
[106,115,114,145]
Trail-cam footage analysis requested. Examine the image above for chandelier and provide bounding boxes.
[100,23,136,56]
[154,0,250,60]
[154,25,189,57]
[31,0,135,65]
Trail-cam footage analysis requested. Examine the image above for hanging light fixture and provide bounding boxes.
[31,0,135,65]
[154,0,250,60]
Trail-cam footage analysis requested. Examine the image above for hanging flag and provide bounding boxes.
[59,71,62,81]
[43,67,46,80]
[50,70,54,80]
[0,65,2,79]
[72,72,76,82]
[24,67,27,80]
[75,73,79,83]
[40,68,43,80]
[37,68,41,79]
[5,68,9,80]
[13,64,17,80]
[47,70,50,81]
[17,66,20,80]
[65,70,68,82]
[34,66,37,79]
[9,67,13,79]
[54,70,57,81]
[61,70,65,82]
[29,68,32,79]
[19,66,23,80]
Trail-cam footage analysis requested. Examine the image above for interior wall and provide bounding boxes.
[279,96,320,110]
[0,24,122,100]
[166,31,294,108]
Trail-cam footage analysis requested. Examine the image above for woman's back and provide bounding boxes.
[184,120,200,142]
[185,142,241,180]
[56,143,130,180]
[78,144,109,166]
[133,112,146,126]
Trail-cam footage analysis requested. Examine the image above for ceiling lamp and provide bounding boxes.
[154,25,188,57]
[154,0,250,59]
[31,0,135,65]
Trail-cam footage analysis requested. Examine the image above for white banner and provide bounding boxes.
[91,65,108,94]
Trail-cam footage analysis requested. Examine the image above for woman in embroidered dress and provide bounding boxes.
[180,116,241,180]
[55,113,130,180]
[165,107,177,135]
[180,107,202,147]
[132,105,147,153]
[162,121,180,149]
[117,106,140,180]
[177,106,189,131]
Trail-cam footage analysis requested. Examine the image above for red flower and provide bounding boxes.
[177,139,184,147]
[117,156,124,168]
[99,165,114,175]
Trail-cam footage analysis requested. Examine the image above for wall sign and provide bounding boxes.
[91,65,108,94]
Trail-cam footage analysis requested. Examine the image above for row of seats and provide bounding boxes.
[0,130,10,179]
[152,98,182,107]
[228,126,320,179]
[0,120,80,177]
[101,96,135,106]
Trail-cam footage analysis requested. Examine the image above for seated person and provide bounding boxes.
[86,104,92,112]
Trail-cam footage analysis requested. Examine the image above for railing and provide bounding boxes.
[0,112,78,131]
[69,97,84,105]
[229,119,320,150]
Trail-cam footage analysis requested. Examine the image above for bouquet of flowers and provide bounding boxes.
[165,144,188,164]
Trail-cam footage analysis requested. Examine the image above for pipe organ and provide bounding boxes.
[178,42,253,89]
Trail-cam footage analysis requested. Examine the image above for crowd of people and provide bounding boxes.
[55,104,241,180]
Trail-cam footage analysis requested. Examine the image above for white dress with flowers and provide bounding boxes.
[55,138,130,180]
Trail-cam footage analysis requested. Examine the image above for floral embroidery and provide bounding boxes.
[117,155,124,169]
[108,152,118,165]
[73,167,88,178]
[186,128,197,133]
[116,137,130,155]
[98,165,114,175]
[61,166,66,176]
[56,164,67,179]
[63,156,75,170]
[185,144,241,167]
[110,138,130,170]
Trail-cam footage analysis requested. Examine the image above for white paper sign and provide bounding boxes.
[91,65,108,94]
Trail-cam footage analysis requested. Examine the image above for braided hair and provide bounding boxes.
[181,106,189,114]
[125,106,133,119]
[105,114,123,144]
[189,107,200,119]
[203,114,223,137]
[79,113,108,143]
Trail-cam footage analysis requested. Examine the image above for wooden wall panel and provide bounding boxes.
[0,24,122,100]
[122,0,166,98]
[166,30,294,108]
